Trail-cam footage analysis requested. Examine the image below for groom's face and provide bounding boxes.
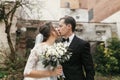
[59,19,69,37]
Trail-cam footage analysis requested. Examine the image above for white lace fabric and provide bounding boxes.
[23,44,57,80]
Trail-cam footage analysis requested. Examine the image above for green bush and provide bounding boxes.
[0,56,27,79]
[0,71,8,78]
[94,37,120,76]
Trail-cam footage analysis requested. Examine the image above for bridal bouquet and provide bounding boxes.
[41,42,72,80]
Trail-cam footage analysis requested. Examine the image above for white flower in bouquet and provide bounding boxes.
[41,42,72,80]
[42,42,72,68]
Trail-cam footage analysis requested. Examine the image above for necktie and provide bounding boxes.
[62,38,69,42]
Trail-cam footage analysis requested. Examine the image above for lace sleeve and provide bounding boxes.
[23,46,39,75]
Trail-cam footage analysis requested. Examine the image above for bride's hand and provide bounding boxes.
[52,66,63,76]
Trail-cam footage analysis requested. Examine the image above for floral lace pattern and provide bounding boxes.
[23,44,57,80]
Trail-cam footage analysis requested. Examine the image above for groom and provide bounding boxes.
[58,16,95,80]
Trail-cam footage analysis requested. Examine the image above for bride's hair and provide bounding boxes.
[39,22,53,42]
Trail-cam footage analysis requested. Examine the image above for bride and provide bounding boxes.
[23,22,62,80]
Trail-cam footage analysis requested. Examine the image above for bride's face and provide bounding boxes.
[51,27,59,38]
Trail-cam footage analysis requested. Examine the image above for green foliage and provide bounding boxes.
[0,71,8,78]
[0,39,30,79]
[107,38,120,72]
[0,55,27,79]
[95,72,120,80]
[94,37,120,76]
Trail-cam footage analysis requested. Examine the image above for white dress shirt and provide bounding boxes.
[63,33,75,47]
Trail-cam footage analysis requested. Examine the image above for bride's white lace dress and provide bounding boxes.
[23,44,57,80]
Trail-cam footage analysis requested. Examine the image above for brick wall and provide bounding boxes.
[89,0,120,22]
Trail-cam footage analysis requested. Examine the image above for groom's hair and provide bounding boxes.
[59,16,76,32]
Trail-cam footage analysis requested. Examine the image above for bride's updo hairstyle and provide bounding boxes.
[39,22,54,42]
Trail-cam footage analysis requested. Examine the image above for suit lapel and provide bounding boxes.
[69,35,77,49]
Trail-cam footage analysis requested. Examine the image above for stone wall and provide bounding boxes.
[0,19,118,65]
[16,19,118,49]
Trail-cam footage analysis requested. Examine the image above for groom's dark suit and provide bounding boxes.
[62,35,95,80]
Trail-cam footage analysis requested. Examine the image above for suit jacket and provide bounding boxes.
[62,35,95,80]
